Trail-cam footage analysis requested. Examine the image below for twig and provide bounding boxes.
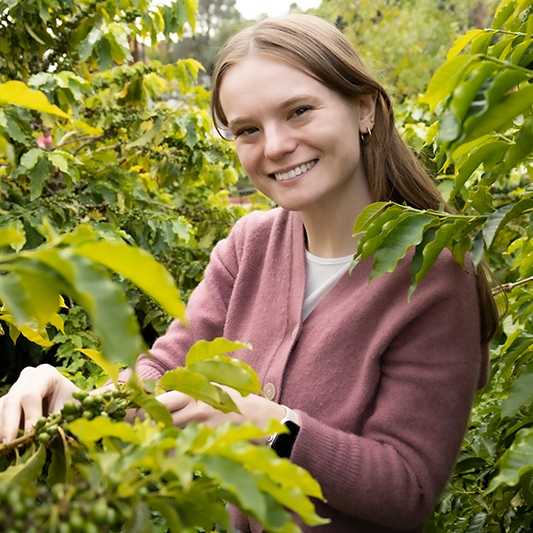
[493,276,533,295]
[0,414,61,452]
[133,196,181,212]
[73,135,106,155]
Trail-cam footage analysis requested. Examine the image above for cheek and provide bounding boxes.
[235,145,260,176]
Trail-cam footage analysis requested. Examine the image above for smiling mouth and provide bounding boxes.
[273,160,317,181]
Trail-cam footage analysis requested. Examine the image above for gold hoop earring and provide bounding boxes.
[360,128,372,144]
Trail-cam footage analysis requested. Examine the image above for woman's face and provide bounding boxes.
[219,55,376,218]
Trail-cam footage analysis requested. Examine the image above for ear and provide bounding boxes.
[358,93,377,134]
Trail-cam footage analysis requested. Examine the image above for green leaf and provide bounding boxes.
[188,356,262,396]
[370,213,435,282]
[492,0,517,29]
[440,62,497,142]
[0,272,31,326]
[0,81,71,118]
[185,338,252,366]
[29,155,52,200]
[159,368,241,414]
[197,454,268,523]
[125,373,174,428]
[352,201,391,236]
[0,444,46,485]
[78,26,103,61]
[0,227,25,247]
[421,55,480,112]
[462,84,533,145]
[34,250,142,368]
[68,417,142,444]
[20,148,44,171]
[74,240,186,324]
[450,141,509,200]
[487,427,533,492]
[145,498,183,533]
[46,435,70,485]
[447,29,485,60]
[409,219,468,299]
[470,230,485,268]
[491,115,533,180]
[483,198,533,250]
[10,258,64,328]
[202,429,324,501]
[77,348,119,386]
[354,206,407,264]
[501,360,533,418]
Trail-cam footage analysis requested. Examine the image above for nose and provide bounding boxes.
[263,123,297,160]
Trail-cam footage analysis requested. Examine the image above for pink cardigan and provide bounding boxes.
[133,208,488,533]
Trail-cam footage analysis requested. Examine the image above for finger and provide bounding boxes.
[155,391,192,412]
[1,366,42,442]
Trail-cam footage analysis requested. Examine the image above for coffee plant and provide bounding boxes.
[355,1,533,530]
[0,0,325,531]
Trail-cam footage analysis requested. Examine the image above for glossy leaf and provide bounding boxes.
[188,356,262,396]
[352,201,391,236]
[0,444,46,485]
[77,348,119,386]
[196,454,268,524]
[483,197,533,250]
[74,240,186,324]
[0,81,71,118]
[68,417,142,445]
[370,213,434,281]
[488,427,533,491]
[421,55,480,112]
[461,84,533,145]
[185,337,252,366]
[159,367,241,414]
[501,360,533,418]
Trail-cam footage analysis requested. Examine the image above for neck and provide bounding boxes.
[298,170,374,258]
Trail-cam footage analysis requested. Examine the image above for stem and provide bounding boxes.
[493,276,533,294]
[73,135,106,155]
[133,196,181,212]
[0,414,62,452]
[479,54,533,77]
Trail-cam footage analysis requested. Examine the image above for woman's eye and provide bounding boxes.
[235,127,258,138]
[292,106,311,118]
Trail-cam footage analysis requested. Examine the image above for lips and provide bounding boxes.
[273,159,317,181]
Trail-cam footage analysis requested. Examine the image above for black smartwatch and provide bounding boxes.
[268,407,300,459]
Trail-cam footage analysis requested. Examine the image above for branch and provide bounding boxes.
[133,196,181,212]
[493,276,533,295]
[73,135,106,155]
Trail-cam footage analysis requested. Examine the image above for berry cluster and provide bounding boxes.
[0,480,123,533]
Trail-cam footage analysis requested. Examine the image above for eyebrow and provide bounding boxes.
[227,94,320,131]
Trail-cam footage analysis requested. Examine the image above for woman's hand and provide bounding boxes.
[153,385,287,445]
[0,364,80,443]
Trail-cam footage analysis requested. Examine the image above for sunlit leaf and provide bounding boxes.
[186,338,251,366]
[0,81,71,118]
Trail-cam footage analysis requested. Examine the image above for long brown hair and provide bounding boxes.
[211,14,500,344]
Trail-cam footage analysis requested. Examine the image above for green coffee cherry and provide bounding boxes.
[38,432,51,445]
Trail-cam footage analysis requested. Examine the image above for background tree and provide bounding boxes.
[148,0,245,79]
[313,0,499,100]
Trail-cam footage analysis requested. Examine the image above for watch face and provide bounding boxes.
[271,420,300,459]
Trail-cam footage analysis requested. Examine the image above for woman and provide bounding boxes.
[0,14,498,533]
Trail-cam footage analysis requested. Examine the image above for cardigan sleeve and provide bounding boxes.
[289,253,485,530]
[131,220,243,381]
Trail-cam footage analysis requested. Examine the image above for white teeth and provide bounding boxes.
[275,160,316,181]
